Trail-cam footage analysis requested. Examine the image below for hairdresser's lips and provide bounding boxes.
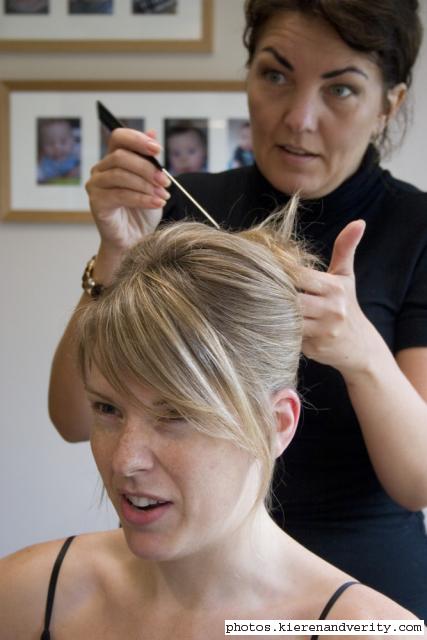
[276,143,320,166]
[120,493,173,526]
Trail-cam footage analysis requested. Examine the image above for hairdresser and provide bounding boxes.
[49,0,427,617]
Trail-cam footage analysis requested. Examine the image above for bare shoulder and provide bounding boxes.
[322,583,424,640]
[330,582,421,618]
[0,537,73,639]
[0,530,121,640]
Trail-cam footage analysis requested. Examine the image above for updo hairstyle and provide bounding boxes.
[78,199,317,503]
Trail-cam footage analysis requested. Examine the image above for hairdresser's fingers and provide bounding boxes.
[107,126,162,158]
[88,150,171,215]
[96,147,170,189]
[298,267,351,307]
[301,319,324,340]
[298,293,326,319]
[87,167,166,232]
[145,128,159,141]
[107,127,167,182]
[92,167,170,202]
[87,174,167,213]
[297,266,330,296]
[89,185,167,214]
[84,129,167,252]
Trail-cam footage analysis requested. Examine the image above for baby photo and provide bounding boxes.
[164,118,208,176]
[37,117,81,185]
[100,117,145,159]
[132,0,177,14]
[227,119,254,169]
[68,0,113,14]
[4,0,48,13]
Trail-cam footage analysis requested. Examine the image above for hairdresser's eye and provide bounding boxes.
[262,68,287,86]
[328,84,355,99]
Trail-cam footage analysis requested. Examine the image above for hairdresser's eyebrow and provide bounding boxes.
[322,66,368,80]
[260,46,294,71]
[260,46,369,80]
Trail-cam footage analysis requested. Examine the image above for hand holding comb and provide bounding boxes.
[97,101,219,229]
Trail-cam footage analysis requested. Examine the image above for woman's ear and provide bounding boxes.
[374,83,407,142]
[272,388,301,458]
[384,82,408,122]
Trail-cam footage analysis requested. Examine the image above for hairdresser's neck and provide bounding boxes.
[140,507,289,609]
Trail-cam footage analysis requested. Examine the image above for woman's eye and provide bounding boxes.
[157,411,187,426]
[92,401,119,416]
[161,414,185,423]
[328,84,354,99]
[263,69,287,85]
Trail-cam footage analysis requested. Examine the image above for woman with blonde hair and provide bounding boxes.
[48,0,427,616]
[0,209,420,638]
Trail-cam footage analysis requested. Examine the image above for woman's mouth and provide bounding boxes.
[120,494,172,526]
[125,495,169,510]
[279,144,318,158]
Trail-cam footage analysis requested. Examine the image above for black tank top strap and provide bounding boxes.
[40,535,76,640]
[311,581,359,640]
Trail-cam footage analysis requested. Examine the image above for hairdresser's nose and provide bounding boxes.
[112,419,156,478]
[282,88,319,134]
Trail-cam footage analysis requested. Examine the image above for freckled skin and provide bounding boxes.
[88,368,260,562]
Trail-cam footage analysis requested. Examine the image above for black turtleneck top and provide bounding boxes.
[163,148,427,617]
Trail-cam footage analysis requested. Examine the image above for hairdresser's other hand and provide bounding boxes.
[86,127,170,256]
[299,220,376,378]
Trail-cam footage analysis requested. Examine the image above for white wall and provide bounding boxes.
[0,0,247,557]
[1,0,426,557]
[383,0,427,186]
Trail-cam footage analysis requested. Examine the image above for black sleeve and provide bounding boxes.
[395,242,427,351]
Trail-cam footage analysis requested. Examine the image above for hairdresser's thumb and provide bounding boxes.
[328,220,366,277]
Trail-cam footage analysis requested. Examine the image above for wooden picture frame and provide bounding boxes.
[0,0,213,53]
[0,80,249,223]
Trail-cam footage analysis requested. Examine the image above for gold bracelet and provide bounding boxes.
[82,255,104,299]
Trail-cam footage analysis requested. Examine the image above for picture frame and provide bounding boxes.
[0,0,212,53]
[0,80,249,223]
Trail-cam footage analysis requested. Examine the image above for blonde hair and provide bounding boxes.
[78,198,318,504]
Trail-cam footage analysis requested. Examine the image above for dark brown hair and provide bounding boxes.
[243,0,423,153]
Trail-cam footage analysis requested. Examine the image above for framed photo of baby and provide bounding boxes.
[0,80,247,222]
[0,0,212,52]
[100,117,145,159]
[164,118,209,175]
[36,117,81,185]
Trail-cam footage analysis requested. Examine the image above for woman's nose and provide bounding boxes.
[112,421,155,478]
[282,91,319,134]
